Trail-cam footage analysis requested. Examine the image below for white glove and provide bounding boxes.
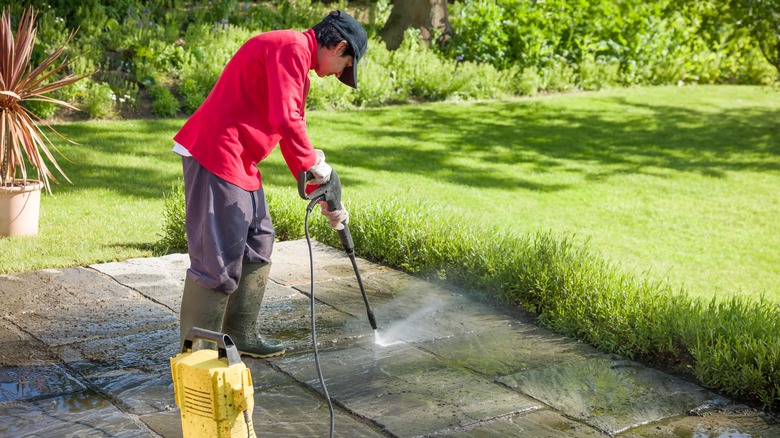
[319,201,349,230]
[308,149,332,185]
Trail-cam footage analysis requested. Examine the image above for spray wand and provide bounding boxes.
[297,169,378,331]
[297,168,379,438]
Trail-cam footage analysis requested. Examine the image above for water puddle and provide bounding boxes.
[0,390,150,436]
[0,365,84,403]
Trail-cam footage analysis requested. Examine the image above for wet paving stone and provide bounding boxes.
[48,329,179,415]
[0,390,153,437]
[244,359,295,390]
[137,410,182,438]
[270,240,390,286]
[8,298,178,346]
[263,279,308,302]
[254,383,387,437]
[419,324,600,377]
[0,317,60,366]
[620,405,780,437]
[272,343,541,437]
[0,267,140,316]
[88,368,175,415]
[53,328,179,374]
[498,355,726,436]
[256,295,363,352]
[434,408,605,437]
[91,253,190,313]
[0,364,85,403]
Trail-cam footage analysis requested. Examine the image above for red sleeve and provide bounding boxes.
[267,43,317,179]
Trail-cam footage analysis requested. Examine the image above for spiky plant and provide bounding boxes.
[0,6,88,193]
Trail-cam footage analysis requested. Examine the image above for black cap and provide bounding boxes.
[322,10,367,89]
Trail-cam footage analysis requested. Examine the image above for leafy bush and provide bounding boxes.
[446,0,777,88]
[514,67,542,96]
[354,37,403,107]
[307,72,354,111]
[76,79,117,119]
[175,23,253,113]
[21,93,62,120]
[153,180,187,255]
[578,59,621,91]
[103,75,139,110]
[150,85,180,116]
[176,76,209,114]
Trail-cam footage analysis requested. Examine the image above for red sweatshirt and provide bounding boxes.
[174,29,319,191]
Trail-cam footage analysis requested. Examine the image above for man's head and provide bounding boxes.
[312,10,367,89]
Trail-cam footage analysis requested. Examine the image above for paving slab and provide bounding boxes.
[0,391,154,437]
[91,253,189,312]
[0,318,60,366]
[434,408,605,437]
[272,342,541,437]
[269,240,391,286]
[7,297,178,347]
[417,323,599,377]
[620,404,780,437]
[259,299,367,353]
[0,266,136,316]
[498,355,727,436]
[90,253,307,311]
[301,271,521,344]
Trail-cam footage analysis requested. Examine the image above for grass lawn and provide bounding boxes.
[2,85,778,303]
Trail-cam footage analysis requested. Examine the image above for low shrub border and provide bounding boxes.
[156,185,780,410]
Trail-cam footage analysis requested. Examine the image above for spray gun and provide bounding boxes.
[298,169,378,331]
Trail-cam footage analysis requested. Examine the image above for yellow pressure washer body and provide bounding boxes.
[171,328,257,438]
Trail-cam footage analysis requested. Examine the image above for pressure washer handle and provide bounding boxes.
[182,327,243,366]
[297,170,343,212]
[297,169,353,253]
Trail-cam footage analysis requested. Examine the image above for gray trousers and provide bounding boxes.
[182,156,274,293]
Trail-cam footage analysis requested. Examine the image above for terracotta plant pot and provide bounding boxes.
[0,180,43,237]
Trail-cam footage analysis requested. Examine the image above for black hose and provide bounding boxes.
[305,199,336,438]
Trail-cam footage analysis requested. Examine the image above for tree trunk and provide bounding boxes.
[380,0,453,51]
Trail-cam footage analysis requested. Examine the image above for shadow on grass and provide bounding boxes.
[44,93,779,197]
[42,119,183,199]
[263,92,778,191]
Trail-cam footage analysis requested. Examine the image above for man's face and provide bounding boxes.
[316,40,354,80]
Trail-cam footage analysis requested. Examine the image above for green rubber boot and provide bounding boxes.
[179,275,229,351]
[222,262,286,358]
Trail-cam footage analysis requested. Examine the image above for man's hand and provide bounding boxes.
[308,149,332,184]
[319,201,349,230]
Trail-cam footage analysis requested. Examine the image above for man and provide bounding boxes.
[173,10,368,358]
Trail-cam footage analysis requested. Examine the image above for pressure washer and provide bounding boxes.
[297,168,380,437]
[170,328,256,438]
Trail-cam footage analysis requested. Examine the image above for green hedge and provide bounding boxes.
[445,0,777,86]
[13,0,779,120]
[155,184,780,410]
